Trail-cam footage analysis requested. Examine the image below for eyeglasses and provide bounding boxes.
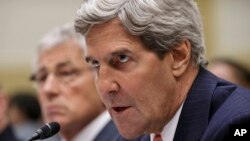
[30,68,89,86]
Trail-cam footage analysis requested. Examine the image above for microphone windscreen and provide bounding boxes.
[28,122,60,141]
[40,122,60,139]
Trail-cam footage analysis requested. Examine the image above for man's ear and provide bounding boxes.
[170,40,191,77]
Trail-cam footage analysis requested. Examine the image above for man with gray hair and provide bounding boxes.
[30,24,120,141]
[75,0,250,141]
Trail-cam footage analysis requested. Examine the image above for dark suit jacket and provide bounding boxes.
[174,67,250,141]
[97,120,149,141]
[116,135,150,141]
[94,120,120,141]
[115,67,250,141]
[0,125,21,141]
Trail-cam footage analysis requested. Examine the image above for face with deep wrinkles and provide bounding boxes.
[35,39,104,134]
[85,19,180,139]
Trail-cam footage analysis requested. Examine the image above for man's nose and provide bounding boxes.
[42,74,60,97]
[96,66,119,97]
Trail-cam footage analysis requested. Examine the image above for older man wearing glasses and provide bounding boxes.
[30,24,120,141]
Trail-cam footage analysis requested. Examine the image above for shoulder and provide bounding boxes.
[202,84,250,141]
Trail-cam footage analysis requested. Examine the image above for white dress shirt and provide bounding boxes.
[62,111,111,141]
[150,103,184,141]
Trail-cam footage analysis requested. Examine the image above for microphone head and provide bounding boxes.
[28,122,60,141]
[40,122,60,139]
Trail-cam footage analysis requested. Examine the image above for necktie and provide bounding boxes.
[153,134,163,141]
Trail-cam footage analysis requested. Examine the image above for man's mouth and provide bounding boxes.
[112,106,130,113]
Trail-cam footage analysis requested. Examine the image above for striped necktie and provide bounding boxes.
[153,134,163,141]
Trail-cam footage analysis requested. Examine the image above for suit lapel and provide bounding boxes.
[139,135,150,141]
[94,120,120,141]
[174,67,218,141]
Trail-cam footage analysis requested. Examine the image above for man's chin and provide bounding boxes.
[118,127,143,140]
[44,116,66,126]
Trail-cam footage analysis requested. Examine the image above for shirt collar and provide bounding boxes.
[62,111,111,141]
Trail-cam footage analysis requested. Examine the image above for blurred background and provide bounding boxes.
[0,0,250,93]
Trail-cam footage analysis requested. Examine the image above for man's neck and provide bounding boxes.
[175,65,200,107]
[61,123,85,141]
[160,65,200,133]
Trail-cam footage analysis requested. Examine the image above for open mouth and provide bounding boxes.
[112,107,130,113]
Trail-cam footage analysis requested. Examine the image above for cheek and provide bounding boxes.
[67,82,101,113]
[130,67,174,114]
[64,87,84,108]
[37,95,51,122]
[37,91,48,110]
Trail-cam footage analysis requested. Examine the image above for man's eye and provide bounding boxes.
[112,54,129,65]
[59,71,76,76]
[36,74,47,82]
[89,60,100,69]
[118,54,129,63]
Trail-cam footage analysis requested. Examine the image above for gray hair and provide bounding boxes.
[32,23,85,73]
[75,0,207,66]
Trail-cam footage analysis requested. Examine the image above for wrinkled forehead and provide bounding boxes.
[84,19,136,56]
[36,43,84,72]
[86,19,122,40]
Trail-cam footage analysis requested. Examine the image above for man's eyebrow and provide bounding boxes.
[56,61,73,69]
[31,67,46,80]
[36,67,46,74]
[31,61,74,80]
[85,48,132,63]
[110,48,131,57]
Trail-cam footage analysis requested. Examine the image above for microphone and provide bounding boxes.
[28,122,60,141]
